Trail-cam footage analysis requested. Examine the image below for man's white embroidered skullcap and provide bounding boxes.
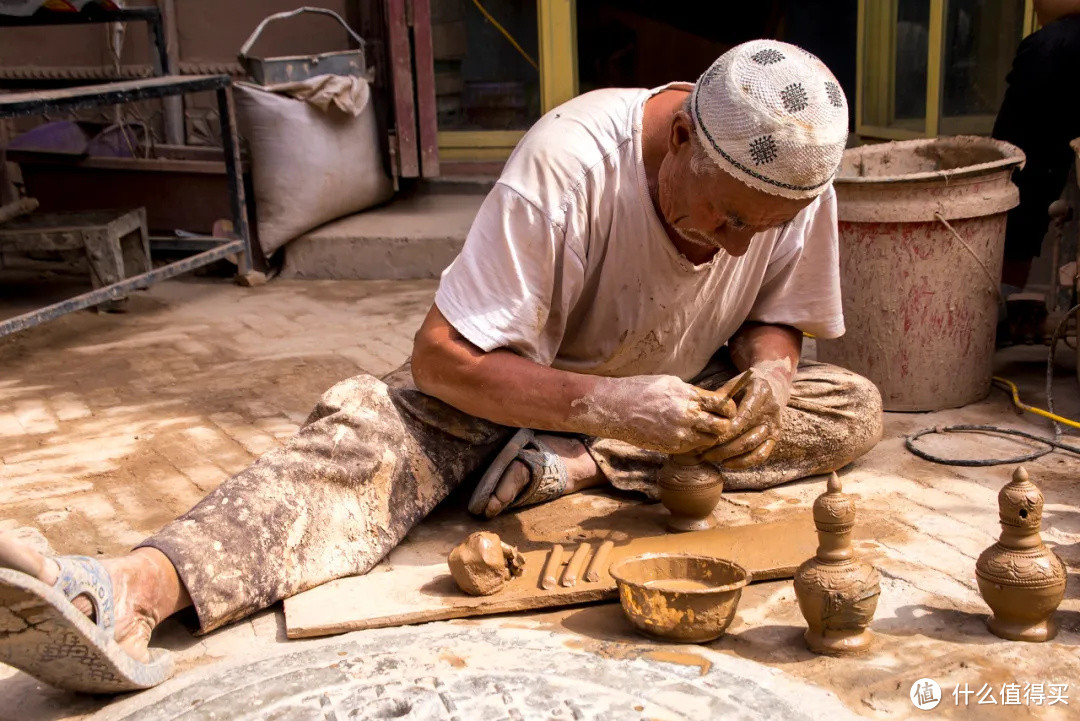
[690,39,849,199]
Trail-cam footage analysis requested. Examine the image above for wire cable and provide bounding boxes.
[905,304,1080,466]
[991,376,1080,430]
[470,0,539,71]
[905,424,1080,466]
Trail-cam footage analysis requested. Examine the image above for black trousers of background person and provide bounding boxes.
[993,13,1080,263]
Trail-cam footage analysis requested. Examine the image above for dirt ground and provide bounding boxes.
[0,276,1078,720]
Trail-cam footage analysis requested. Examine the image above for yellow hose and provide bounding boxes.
[471,0,539,71]
[992,376,1080,430]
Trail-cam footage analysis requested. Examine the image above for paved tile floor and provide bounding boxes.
[1,277,1078,720]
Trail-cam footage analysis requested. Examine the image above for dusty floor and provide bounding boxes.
[0,276,1078,720]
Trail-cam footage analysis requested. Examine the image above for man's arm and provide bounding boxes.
[411,305,736,454]
[728,321,801,406]
[411,305,597,431]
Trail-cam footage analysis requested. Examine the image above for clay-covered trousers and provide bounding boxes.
[142,355,882,632]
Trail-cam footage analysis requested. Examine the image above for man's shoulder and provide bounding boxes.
[498,87,648,223]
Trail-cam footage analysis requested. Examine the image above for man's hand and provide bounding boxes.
[569,374,737,455]
[698,368,786,469]
[704,321,801,470]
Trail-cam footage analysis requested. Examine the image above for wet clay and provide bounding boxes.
[793,473,880,656]
[975,466,1067,642]
[658,459,724,532]
[541,544,564,590]
[567,374,738,454]
[584,540,615,583]
[561,542,591,587]
[447,531,525,596]
[642,650,713,677]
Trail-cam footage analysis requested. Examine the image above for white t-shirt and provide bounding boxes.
[435,84,845,382]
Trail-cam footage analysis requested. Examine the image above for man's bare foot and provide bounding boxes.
[0,534,190,662]
[484,435,606,518]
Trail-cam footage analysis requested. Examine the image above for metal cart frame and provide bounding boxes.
[0,6,171,81]
[0,75,252,337]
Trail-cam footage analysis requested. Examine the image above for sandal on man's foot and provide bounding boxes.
[469,428,569,518]
[0,555,173,693]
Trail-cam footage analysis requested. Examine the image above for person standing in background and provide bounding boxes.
[993,1,1080,300]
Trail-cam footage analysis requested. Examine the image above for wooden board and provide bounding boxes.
[285,513,816,639]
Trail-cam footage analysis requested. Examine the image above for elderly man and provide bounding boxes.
[0,40,881,693]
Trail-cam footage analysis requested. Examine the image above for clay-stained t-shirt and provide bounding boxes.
[435,83,845,382]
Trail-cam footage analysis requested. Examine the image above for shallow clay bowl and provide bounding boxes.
[608,553,749,643]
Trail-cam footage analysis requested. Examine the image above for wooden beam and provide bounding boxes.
[386,0,419,178]
[411,0,440,177]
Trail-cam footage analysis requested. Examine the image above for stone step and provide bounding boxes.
[281,191,485,280]
[421,174,497,195]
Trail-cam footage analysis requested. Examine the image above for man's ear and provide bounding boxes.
[670,110,694,155]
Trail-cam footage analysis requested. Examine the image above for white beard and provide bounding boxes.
[675,227,722,249]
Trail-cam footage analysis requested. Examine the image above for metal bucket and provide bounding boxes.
[817,136,1024,411]
[238,6,367,86]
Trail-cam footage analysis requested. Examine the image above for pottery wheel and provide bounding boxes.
[95,625,859,721]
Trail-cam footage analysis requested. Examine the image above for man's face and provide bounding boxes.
[658,112,815,257]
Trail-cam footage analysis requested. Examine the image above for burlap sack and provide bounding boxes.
[234,76,393,256]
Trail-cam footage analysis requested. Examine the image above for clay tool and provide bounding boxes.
[584,540,614,583]
[560,542,591,587]
[541,544,564,590]
[721,367,754,399]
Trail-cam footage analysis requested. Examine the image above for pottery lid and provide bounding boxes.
[813,473,856,531]
[998,466,1043,531]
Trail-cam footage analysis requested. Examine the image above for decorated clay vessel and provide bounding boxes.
[793,473,880,655]
[975,466,1066,642]
[658,456,724,532]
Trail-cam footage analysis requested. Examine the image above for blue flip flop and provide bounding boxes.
[0,555,173,693]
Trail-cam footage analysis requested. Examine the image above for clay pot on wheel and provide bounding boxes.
[975,467,1067,642]
[658,459,724,532]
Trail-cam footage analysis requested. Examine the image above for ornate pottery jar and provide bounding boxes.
[793,473,880,655]
[658,456,724,532]
[975,466,1067,642]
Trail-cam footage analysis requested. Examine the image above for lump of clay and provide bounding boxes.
[447,531,525,596]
